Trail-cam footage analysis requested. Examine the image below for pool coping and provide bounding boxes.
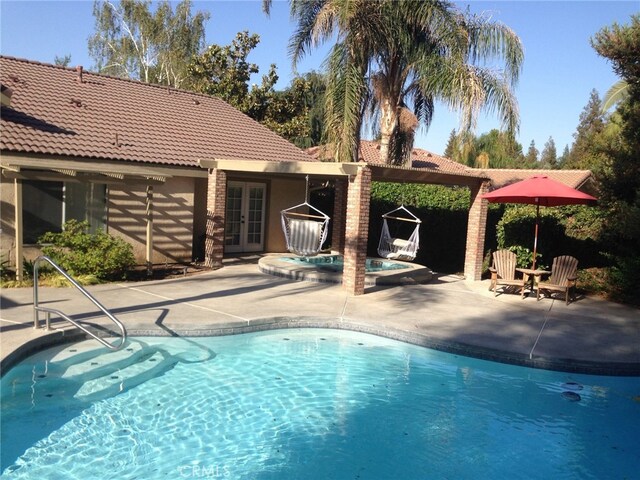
[3,316,638,377]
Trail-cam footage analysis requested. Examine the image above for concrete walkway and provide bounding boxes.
[1,258,638,375]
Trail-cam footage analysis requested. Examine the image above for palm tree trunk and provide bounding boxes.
[379,100,397,164]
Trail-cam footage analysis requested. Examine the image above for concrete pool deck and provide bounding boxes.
[1,257,639,375]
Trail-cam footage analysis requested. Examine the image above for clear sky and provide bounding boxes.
[1,0,638,156]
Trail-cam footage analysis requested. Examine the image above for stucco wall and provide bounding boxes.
[107,177,196,264]
[192,177,208,262]
[265,177,307,252]
[1,173,310,268]
[0,175,17,266]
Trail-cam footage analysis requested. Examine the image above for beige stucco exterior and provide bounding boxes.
[265,177,307,252]
[107,176,196,264]
[0,174,18,264]
[1,166,313,269]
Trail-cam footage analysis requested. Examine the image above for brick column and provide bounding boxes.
[331,178,348,254]
[205,169,227,268]
[343,167,372,295]
[464,180,490,281]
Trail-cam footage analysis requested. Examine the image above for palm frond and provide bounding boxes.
[601,79,629,112]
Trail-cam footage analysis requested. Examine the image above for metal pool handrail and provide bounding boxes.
[33,255,127,351]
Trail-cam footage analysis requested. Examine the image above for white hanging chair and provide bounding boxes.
[281,202,330,257]
[377,205,421,261]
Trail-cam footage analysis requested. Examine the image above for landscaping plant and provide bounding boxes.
[38,220,135,280]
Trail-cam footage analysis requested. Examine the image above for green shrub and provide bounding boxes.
[609,254,640,306]
[506,245,546,270]
[38,220,135,280]
[577,267,611,297]
[496,204,607,269]
[0,253,11,279]
[370,183,471,209]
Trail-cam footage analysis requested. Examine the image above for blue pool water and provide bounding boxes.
[1,329,639,479]
[282,255,408,273]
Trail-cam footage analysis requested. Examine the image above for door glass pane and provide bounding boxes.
[246,186,264,245]
[225,186,243,246]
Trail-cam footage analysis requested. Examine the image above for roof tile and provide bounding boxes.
[480,169,593,190]
[1,56,315,167]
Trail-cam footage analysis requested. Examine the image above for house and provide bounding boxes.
[1,56,593,295]
[1,56,314,269]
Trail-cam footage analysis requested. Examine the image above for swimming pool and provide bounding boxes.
[1,329,638,479]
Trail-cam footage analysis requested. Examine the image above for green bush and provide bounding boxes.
[506,245,545,270]
[370,183,471,209]
[38,220,135,280]
[609,254,640,305]
[496,204,607,269]
[0,253,11,279]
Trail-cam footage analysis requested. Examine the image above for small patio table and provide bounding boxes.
[516,268,551,297]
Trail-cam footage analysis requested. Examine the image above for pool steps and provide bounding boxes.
[3,340,179,405]
[61,342,146,379]
[74,350,177,403]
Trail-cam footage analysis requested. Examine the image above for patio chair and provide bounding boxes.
[536,255,579,305]
[489,249,527,298]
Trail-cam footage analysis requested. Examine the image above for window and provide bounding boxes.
[22,180,107,243]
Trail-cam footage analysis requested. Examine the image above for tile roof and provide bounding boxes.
[307,140,479,176]
[307,141,594,190]
[0,56,314,167]
[480,169,593,190]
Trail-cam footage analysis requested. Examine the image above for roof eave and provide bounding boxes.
[199,158,361,177]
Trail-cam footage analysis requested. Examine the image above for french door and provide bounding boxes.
[225,182,266,253]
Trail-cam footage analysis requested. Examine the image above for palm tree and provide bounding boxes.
[264,0,523,165]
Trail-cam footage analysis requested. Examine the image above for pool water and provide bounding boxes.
[282,255,408,273]
[1,329,639,479]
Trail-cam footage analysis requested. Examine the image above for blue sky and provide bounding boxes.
[1,1,637,156]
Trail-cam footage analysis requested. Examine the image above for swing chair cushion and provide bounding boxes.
[383,238,413,260]
[286,218,325,256]
[280,200,330,257]
[389,238,410,249]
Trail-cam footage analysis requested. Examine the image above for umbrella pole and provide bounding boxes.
[532,204,539,270]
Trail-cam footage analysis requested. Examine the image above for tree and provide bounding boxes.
[558,144,570,169]
[89,0,209,88]
[268,0,523,165]
[54,55,72,67]
[257,76,313,148]
[591,14,640,303]
[443,129,476,166]
[540,136,557,169]
[303,71,328,148]
[566,89,605,170]
[189,31,273,110]
[443,129,457,158]
[474,129,524,168]
[525,140,539,166]
[188,32,320,147]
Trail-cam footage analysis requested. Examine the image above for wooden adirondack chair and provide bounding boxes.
[489,249,527,298]
[537,255,579,305]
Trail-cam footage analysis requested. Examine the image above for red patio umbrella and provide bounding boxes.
[481,175,597,269]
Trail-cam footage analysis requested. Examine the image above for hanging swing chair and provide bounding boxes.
[377,205,421,261]
[280,177,330,257]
